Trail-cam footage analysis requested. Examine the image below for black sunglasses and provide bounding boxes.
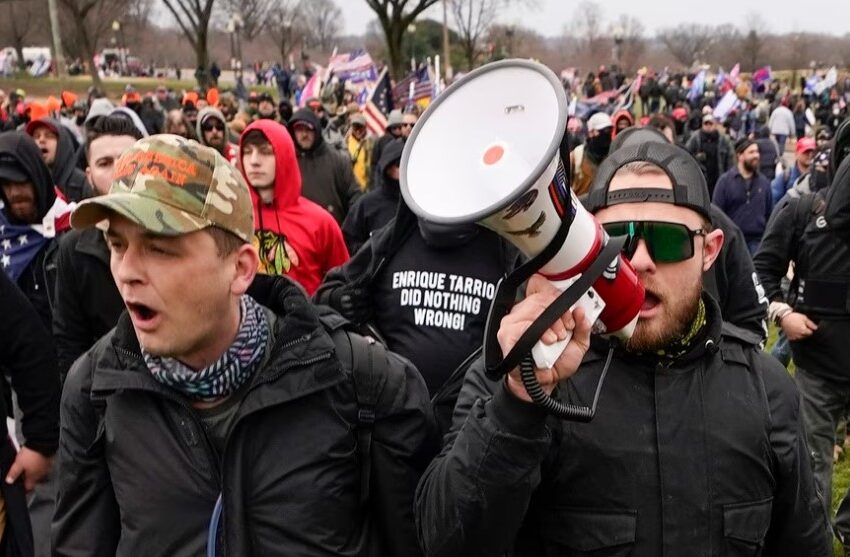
[202,122,225,132]
[602,221,706,263]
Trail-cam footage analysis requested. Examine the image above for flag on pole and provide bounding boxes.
[752,66,772,89]
[393,65,434,108]
[327,50,378,84]
[298,65,324,107]
[688,69,706,103]
[364,68,393,136]
[814,67,838,95]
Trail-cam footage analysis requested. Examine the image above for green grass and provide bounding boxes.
[0,73,276,101]
[765,325,848,556]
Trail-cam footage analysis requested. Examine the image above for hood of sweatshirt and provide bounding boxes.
[26,117,81,196]
[196,106,229,148]
[288,108,325,155]
[240,119,302,229]
[0,131,56,223]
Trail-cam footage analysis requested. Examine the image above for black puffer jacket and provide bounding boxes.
[53,276,434,556]
[415,295,829,556]
[342,138,404,254]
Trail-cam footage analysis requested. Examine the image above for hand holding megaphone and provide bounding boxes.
[400,59,645,421]
[498,276,592,402]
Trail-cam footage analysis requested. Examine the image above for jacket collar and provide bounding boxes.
[91,275,345,409]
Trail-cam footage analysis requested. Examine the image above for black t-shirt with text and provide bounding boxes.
[373,230,507,395]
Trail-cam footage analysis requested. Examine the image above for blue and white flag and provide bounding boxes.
[0,215,48,282]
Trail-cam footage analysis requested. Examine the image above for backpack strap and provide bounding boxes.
[319,310,389,508]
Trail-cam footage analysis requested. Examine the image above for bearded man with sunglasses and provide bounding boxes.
[196,107,237,164]
[415,142,829,556]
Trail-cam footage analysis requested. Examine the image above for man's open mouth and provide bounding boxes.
[127,302,158,322]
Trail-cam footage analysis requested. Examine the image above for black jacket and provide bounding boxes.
[342,139,404,254]
[754,186,850,381]
[705,205,768,345]
[53,276,433,556]
[0,269,60,457]
[289,108,362,224]
[415,296,829,556]
[52,227,125,379]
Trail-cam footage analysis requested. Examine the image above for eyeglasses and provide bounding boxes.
[602,221,706,263]
[202,122,225,132]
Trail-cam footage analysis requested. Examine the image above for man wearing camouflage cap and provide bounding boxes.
[52,134,434,555]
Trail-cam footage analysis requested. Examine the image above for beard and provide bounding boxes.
[743,158,760,174]
[626,274,703,353]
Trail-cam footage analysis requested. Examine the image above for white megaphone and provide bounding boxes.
[400,59,644,371]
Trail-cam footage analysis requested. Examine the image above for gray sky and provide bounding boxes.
[339,0,850,38]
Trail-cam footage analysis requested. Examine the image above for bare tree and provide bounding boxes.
[657,24,714,68]
[573,1,605,59]
[610,14,644,73]
[302,0,342,52]
[2,0,34,70]
[216,0,273,41]
[448,0,533,70]
[161,0,216,87]
[364,0,440,79]
[704,24,741,69]
[740,12,767,71]
[266,0,304,63]
[58,0,132,87]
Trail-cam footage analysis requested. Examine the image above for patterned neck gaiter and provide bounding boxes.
[143,295,270,402]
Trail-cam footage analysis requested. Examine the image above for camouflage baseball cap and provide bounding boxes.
[71,134,254,242]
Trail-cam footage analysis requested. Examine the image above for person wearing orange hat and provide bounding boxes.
[771,136,816,204]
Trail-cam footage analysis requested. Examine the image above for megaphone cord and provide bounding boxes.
[518,340,616,422]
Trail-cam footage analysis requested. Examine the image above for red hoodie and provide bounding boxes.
[239,120,348,295]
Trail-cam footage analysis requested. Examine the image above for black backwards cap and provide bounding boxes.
[585,136,713,222]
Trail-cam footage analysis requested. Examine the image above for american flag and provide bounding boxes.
[328,50,378,84]
[0,192,73,281]
[364,68,393,136]
[392,65,433,108]
[0,216,48,282]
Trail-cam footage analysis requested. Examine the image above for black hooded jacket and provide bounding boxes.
[415,295,829,556]
[755,155,850,381]
[0,132,60,327]
[341,138,404,254]
[288,108,362,224]
[34,118,91,202]
[316,203,519,437]
[53,275,434,556]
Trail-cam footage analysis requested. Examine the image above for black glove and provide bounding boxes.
[330,286,372,324]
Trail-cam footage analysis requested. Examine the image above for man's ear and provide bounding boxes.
[231,243,260,297]
[85,166,92,186]
[701,228,724,272]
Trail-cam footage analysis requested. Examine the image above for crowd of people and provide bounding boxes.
[0,58,848,556]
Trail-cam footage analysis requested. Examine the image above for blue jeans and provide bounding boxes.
[775,134,788,156]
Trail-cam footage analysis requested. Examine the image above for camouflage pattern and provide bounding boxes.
[71,134,254,242]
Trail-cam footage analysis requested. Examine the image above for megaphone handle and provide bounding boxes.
[484,236,625,379]
[530,283,605,369]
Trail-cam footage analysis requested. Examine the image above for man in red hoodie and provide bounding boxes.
[239,119,348,294]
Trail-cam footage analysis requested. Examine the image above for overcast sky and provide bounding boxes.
[339,0,849,38]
